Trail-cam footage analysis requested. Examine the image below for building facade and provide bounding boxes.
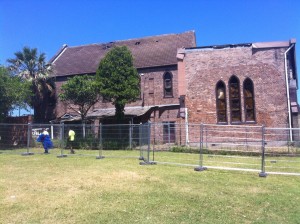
[178,40,298,126]
[49,31,298,144]
[177,40,298,143]
[50,31,196,128]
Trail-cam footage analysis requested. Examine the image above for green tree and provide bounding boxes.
[7,47,56,123]
[0,66,31,122]
[96,46,140,120]
[59,75,99,121]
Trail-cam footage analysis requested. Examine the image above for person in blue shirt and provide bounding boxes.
[37,129,53,154]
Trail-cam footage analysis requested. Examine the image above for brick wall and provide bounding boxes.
[54,65,181,123]
[184,46,290,128]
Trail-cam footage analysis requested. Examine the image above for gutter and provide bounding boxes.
[284,43,295,141]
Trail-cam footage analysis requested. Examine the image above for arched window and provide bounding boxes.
[244,78,255,122]
[163,72,173,97]
[216,81,227,123]
[229,75,241,123]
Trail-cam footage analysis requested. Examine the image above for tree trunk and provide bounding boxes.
[115,103,125,121]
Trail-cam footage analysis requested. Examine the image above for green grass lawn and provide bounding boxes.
[1,149,300,223]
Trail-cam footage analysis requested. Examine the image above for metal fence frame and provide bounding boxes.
[145,123,300,177]
[1,122,300,177]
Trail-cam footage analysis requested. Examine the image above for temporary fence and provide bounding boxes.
[0,122,150,159]
[145,123,300,176]
[264,127,300,174]
[0,122,300,176]
[0,123,30,152]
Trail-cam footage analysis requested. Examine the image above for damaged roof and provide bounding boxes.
[52,104,180,122]
[87,106,154,118]
[50,31,196,77]
[88,104,179,118]
[185,39,296,51]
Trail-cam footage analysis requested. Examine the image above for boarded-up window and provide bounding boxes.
[229,76,241,123]
[216,81,227,123]
[244,78,255,122]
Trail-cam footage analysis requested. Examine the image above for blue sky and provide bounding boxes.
[1,0,300,115]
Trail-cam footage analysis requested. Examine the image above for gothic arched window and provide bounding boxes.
[229,75,241,123]
[216,81,227,123]
[244,78,256,122]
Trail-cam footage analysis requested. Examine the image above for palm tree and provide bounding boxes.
[7,47,56,123]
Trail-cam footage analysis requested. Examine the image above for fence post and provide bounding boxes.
[259,125,267,177]
[139,123,144,160]
[50,122,54,139]
[57,122,67,158]
[22,123,34,156]
[140,121,156,165]
[129,121,132,149]
[96,123,105,159]
[152,122,156,162]
[195,123,207,172]
[83,121,86,138]
[168,122,171,144]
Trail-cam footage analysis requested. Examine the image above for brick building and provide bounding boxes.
[177,39,298,142]
[49,31,298,143]
[50,31,196,129]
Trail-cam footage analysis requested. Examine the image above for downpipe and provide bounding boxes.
[284,43,295,142]
[185,107,189,145]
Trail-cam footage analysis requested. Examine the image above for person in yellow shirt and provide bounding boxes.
[68,129,76,154]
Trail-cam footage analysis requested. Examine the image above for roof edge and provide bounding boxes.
[184,39,296,51]
[252,40,292,49]
[48,44,68,64]
[64,30,196,49]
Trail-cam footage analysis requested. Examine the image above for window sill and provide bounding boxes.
[230,122,243,125]
[216,121,257,125]
[216,122,228,125]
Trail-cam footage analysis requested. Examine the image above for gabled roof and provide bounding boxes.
[50,31,196,77]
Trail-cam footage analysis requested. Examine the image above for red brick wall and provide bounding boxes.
[183,46,290,128]
[54,66,181,123]
[54,79,68,118]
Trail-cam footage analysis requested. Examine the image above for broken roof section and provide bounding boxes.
[87,106,154,119]
[52,104,180,123]
[88,104,179,119]
[49,31,196,77]
[185,39,296,51]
